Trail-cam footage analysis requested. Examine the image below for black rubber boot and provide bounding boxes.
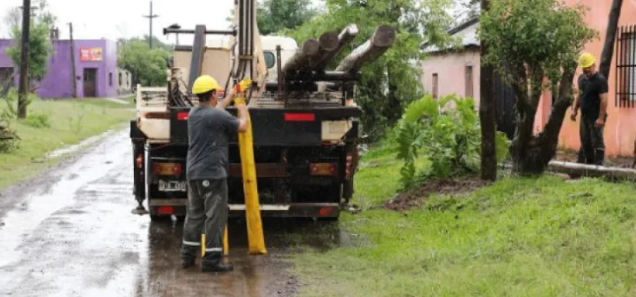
[595,149,605,166]
[202,262,234,272]
[182,256,196,269]
[576,148,586,164]
[201,253,233,272]
[181,246,197,269]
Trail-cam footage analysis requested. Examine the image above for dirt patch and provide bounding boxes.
[383,178,490,212]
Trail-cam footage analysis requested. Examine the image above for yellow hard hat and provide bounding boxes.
[578,53,596,68]
[192,75,220,94]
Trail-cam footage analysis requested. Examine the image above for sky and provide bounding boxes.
[0,0,469,45]
[0,0,235,44]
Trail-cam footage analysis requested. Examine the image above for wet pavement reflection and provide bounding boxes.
[0,130,344,297]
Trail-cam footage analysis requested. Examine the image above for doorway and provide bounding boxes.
[83,68,97,97]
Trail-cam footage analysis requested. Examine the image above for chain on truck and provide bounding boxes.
[129,0,396,221]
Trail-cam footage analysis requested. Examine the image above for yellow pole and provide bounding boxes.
[201,233,206,257]
[223,225,229,256]
[234,80,267,255]
[202,227,229,257]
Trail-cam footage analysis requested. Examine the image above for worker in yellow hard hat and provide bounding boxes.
[181,75,248,273]
[571,53,608,165]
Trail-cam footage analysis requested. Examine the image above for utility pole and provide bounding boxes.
[143,1,159,48]
[17,0,31,119]
[68,22,77,98]
[479,0,497,181]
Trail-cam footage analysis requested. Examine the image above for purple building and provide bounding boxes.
[0,39,121,98]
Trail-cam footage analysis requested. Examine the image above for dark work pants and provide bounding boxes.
[181,179,228,265]
[577,116,605,165]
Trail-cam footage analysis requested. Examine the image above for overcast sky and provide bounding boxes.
[0,0,470,45]
[0,0,235,44]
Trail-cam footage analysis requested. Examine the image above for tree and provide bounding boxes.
[455,0,480,24]
[257,0,316,35]
[143,35,174,52]
[288,0,455,139]
[479,0,496,181]
[599,0,623,79]
[5,0,56,118]
[479,0,597,175]
[2,7,21,36]
[6,0,57,81]
[118,38,170,87]
[225,0,316,35]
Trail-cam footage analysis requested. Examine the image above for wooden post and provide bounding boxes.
[68,22,77,98]
[480,0,497,181]
[17,0,31,119]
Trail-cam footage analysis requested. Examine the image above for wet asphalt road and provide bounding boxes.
[0,129,342,297]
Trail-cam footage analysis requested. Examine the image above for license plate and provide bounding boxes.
[158,180,187,192]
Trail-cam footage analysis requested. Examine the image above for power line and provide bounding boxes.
[142,1,159,48]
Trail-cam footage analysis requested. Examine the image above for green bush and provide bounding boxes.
[0,89,19,152]
[395,94,510,189]
[23,112,51,129]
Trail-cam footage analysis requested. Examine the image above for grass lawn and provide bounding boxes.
[295,147,636,296]
[0,97,135,190]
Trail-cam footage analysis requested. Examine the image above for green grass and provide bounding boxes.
[355,143,429,208]
[294,147,636,297]
[0,97,134,189]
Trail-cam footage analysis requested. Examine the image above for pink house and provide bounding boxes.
[422,1,636,157]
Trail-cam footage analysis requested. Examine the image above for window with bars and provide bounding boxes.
[616,25,636,108]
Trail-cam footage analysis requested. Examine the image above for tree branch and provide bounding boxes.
[538,64,576,160]
[599,0,623,79]
[529,67,544,109]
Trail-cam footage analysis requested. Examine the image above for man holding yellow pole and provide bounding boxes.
[181,75,249,272]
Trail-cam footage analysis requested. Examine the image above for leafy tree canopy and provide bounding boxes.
[258,0,317,35]
[480,0,596,86]
[117,38,171,87]
[5,0,56,82]
[479,0,597,174]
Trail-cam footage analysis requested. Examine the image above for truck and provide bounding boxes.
[129,0,396,221]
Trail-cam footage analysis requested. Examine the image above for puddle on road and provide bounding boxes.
[133,217,351,297]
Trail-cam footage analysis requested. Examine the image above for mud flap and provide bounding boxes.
[342,141,358,205]
[132,139,147,213]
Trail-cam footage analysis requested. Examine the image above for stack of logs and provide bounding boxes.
[279,24,396,86]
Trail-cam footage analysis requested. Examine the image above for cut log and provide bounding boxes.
[548,161,636,180]
[282,31,339,78]
[281,38,320,76]
[312,24,359,71]
[335,25,396,73]
[309,32,340,63]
